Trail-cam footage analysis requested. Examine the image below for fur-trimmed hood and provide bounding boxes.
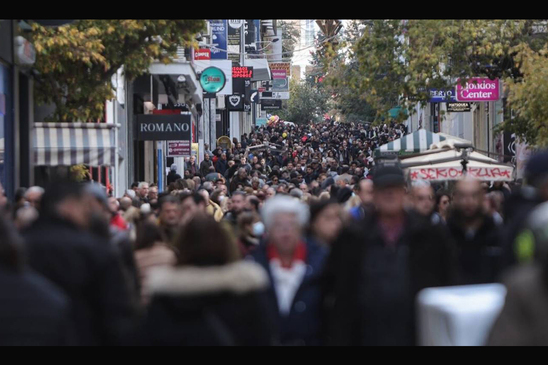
[147,261,270,296]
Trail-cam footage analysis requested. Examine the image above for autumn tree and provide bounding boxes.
[277,20,300,60]
[29,19,205,123]
[322,20,548,130]
[278,78,331,124]
[505,43,548,146]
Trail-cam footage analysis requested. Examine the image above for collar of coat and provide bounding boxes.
[147,261,269,296]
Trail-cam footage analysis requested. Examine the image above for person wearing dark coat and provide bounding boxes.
[216,153,229,176]
[0,211,73,346]
[143,214,276,346]
[186,156,198,177]
[229,168,251,195]
[22,182,137,346]
[500,151,548,271]
[446,179,503,285]
[321,165,457,346]
[488,202,548,346]
[200,154,214,178]
[249,196,328,346]
[167,164,182,186]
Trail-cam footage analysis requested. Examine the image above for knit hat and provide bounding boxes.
[525,150,548,187]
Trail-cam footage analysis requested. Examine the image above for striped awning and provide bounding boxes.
[379,129,446,154]
[34,123,118,167]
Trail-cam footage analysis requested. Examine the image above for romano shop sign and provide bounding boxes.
[136,114,191,141]
[456,78,501,102]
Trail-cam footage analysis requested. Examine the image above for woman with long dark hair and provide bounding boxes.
[134,216,177,307]
[144,213,275,346]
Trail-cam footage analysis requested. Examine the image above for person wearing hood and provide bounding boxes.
[167,164,182,186]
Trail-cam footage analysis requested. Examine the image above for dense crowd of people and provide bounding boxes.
[2,119,548,345]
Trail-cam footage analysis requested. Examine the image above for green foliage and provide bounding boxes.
[30,19,205,123]
[278,79,331,124]
[278,20,300,60]
[504,44,548,146]
[321,20,548,137]
[69,164,89,182]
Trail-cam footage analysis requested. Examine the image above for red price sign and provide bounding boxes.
[232,66,253,79]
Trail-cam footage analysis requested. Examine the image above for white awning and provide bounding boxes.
[403,150,514,182]
[244,58,272,81]
[34,123,119,167]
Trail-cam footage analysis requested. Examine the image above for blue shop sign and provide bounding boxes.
[428,88,456,102]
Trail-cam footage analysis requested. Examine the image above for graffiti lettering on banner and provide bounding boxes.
[410,166,512,181]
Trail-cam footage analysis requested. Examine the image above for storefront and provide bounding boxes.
[0,20,14,198]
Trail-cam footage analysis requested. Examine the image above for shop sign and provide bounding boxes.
[167,141,191,157]
[199,67,226,94]
[136,114,191,141]
[456,78,501,102]
[447,102,472,112]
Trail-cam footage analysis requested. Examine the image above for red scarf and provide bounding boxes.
[267,241,307,269]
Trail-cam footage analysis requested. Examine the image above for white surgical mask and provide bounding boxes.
[252,222,265,238]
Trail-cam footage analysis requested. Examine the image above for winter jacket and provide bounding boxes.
[134,244,177,306]
[23,217,138,346]
[167,171,182,186]
[216,159,228,176]
[249,239,328,346]
[0,267,72,346]
[446,211,503,285]
[321,211,458,346]
[200,160,214,178]
[186,162,198,177]
[142,261,276,346]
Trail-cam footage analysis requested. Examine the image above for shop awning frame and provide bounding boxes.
[33,122,120,167]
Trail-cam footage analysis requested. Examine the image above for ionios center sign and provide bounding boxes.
[200,67,226,94]
[456,78,501,102]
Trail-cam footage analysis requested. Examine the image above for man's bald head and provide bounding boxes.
[119,197,133,211]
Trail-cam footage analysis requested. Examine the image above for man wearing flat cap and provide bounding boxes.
[321,163,458,346]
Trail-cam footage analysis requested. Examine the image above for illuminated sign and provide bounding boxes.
[232,66,253,79]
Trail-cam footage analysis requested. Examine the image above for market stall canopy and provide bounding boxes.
[388,106,409,119]
[378,129,446,155]
[34,123,119,167]
[402,149,513,182]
